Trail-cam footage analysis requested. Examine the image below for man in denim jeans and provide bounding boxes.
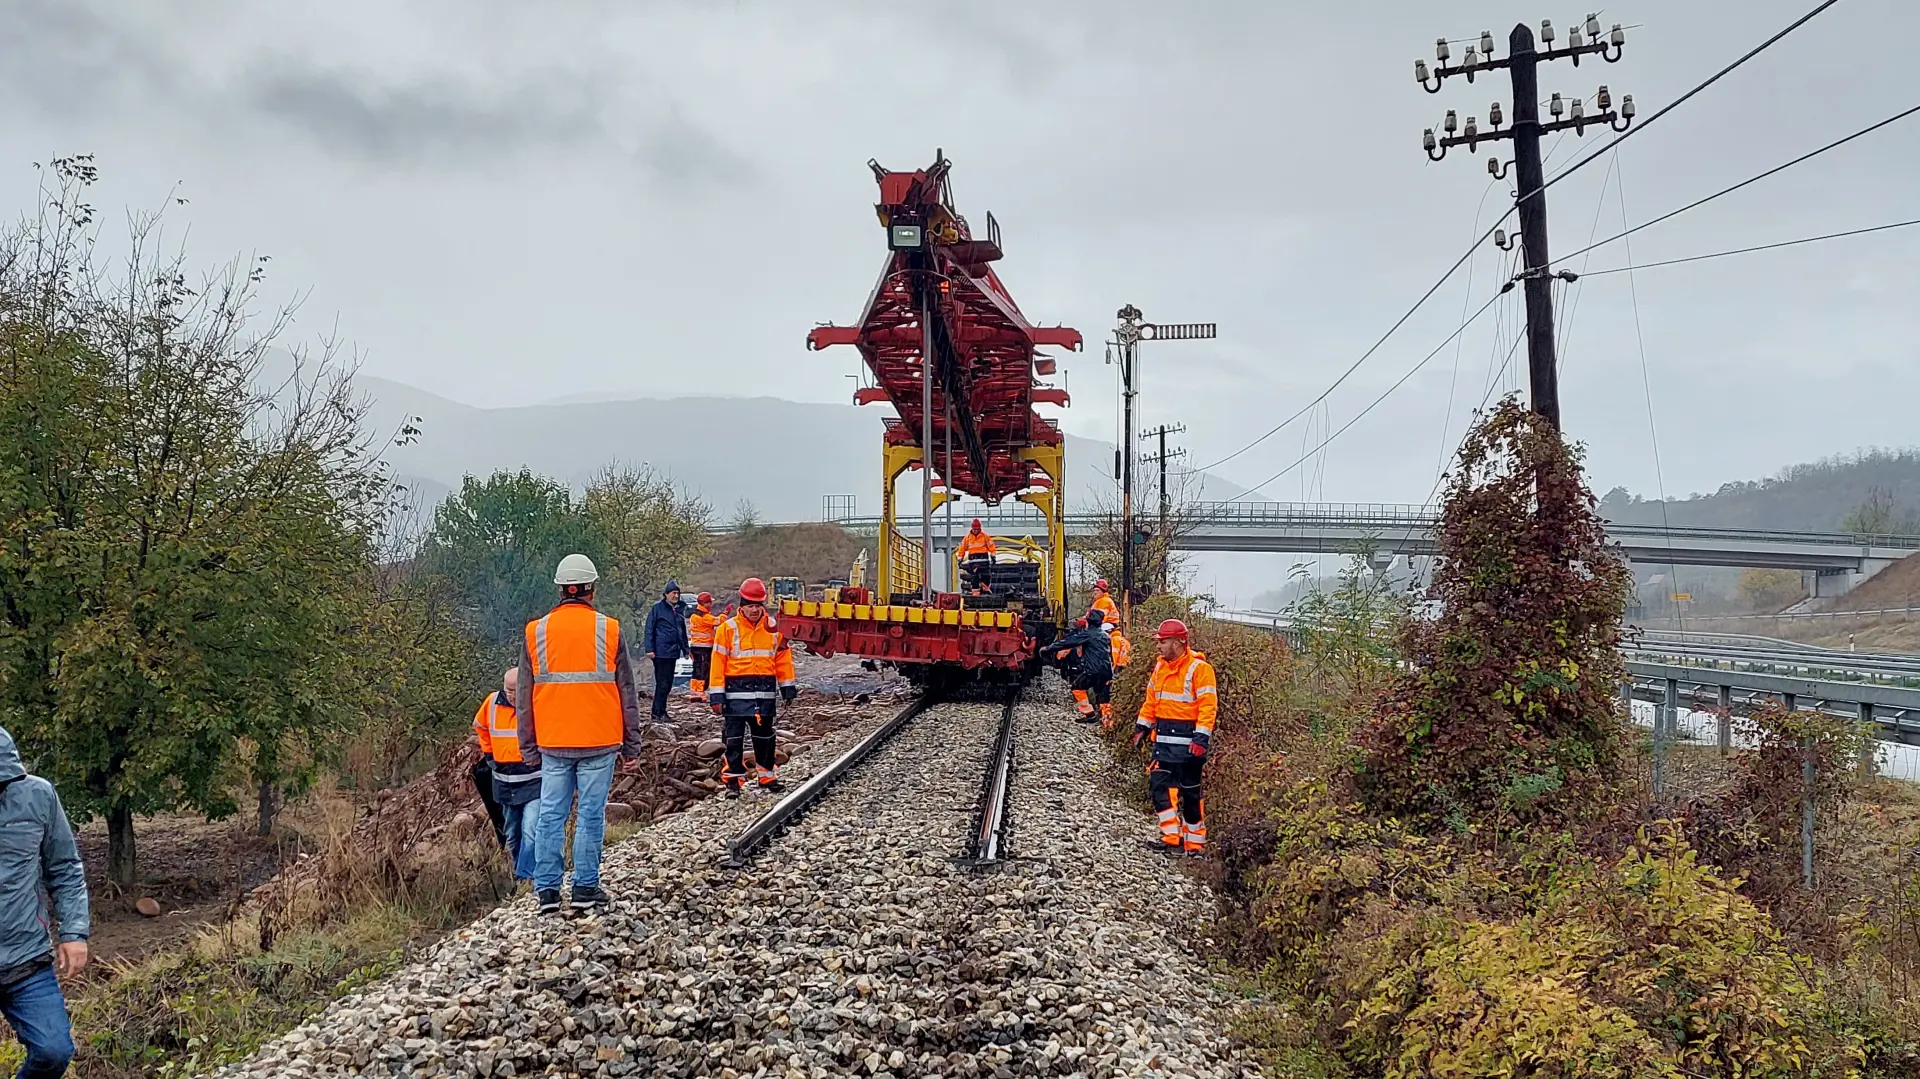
[0,727,89,1078]
[517,555,642,915]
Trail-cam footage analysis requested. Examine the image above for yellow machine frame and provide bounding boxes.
[874,440,1067,617]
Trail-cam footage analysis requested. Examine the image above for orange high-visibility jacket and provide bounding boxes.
[957,530,997,559]
[1135,648,1217,762]
[689,605,719,648]
[710,613,796,701]
[523,603,625,749]
[473,693,525,764]
[1091,591,1120,625]
[1109,631,1132,668]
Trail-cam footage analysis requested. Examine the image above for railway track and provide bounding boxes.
[724,685,1023,870]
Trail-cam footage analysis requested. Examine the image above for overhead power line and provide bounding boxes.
[1190,227,1508,474]
[1580,217,1920,276]
[1554,102,1920,267]
[1228,288,1514,502]
[1194,0,1846,478]
[1540,0,1846,190]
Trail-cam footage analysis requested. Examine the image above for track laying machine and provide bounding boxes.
[777,152,1082,683]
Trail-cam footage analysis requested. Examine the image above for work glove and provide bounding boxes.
[710,702,725,716]
[1130,727,1149,751]
[1189,742,1206,759]
[780,686,798,703]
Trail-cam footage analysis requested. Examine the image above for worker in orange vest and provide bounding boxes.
[686,592,720,702]
[473,667,540,882]
[517,554,642,915]
[709,577,798,796]
[956,519,997,591]
[1132,619,1217,856]
[1090,579,1121,626]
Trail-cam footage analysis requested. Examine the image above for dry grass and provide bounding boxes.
[0,746,517,1078]
[685,523,870,597]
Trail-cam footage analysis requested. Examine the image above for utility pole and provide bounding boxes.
[1109,309,1214,627]
[1419,15,1635,430]
[1142,423,1187,593]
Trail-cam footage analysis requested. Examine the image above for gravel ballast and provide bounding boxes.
[212,677,1259,1078]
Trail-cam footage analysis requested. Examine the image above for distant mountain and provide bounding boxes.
[353,374,1250,522]
[1600,450,1920,534]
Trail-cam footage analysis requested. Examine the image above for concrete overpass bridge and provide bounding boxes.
[800,501,1920,597]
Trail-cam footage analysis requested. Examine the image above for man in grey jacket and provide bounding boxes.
[0,727,89,1078]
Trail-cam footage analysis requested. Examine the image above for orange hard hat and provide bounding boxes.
[1154,618,1190,640]
[739,577,769,603]
[697,591,712,605]
[1095,578,1109,591]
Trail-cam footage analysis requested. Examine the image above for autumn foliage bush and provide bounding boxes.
[1188,399,1908,1076]
[1355,400,1635,829]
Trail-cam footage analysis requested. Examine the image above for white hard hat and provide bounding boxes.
[554,553,600,586]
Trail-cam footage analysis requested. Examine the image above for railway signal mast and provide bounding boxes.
[1418,14,1634,430]
[1111,308,1214,626]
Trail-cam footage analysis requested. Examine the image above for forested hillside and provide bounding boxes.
[1601,449,1920,533]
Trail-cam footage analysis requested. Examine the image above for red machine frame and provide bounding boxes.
[785,152,1081,675]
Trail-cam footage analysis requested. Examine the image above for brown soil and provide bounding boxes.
[74,811,325,969]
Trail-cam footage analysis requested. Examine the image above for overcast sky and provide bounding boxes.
[5,0,1915,507]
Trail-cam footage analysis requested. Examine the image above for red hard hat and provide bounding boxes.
[971,518,982,529]
[1154,618,1190,640]
[739,577,769,603]
[697,591,712,605]
[1095,578,1109,591]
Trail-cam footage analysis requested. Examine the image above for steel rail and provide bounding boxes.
[724,693,935,868]
[965,687,1020,867]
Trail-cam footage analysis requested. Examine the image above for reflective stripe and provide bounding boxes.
[733,648,778,659]
[1195,685,1216,697]
[713,644,734,656]
[486,701,517,740]
[533,612,614,679]
[538,670,617,684]
[727,690,779,700]
[493,771,541,785]
[778,680,796,688]
[1156,735,1194,747]
[1154,690,1196,703]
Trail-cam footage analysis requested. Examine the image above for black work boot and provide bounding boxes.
[570,883,609,911]
[537,889,563,915]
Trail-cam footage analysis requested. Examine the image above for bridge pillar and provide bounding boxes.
[1810,556,1901,601]
[1810,570,1854,600]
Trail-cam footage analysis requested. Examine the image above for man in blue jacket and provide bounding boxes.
[643,580,690,719]
[0,727,90,1078]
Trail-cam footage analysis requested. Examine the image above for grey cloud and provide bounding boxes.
[633,108,759,189]
[240,62,607,164]
[0,0,186,114]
